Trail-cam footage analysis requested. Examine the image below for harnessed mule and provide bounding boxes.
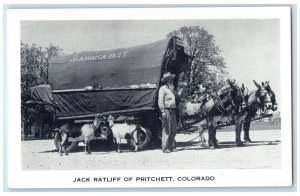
[241,81,274,143]
[178,79,246,148]
[206,80,246,149]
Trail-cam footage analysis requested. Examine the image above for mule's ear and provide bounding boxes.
[241,84,245,92]
[253,80,261,89]
[262,82,265,86]
[227,79,234,88]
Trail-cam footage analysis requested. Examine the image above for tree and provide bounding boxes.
[21,42,62,133]
[167,26,228,98]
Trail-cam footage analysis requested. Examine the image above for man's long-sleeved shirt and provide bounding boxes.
[158,85,176,113]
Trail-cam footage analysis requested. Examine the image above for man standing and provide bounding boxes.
[158,72,178,153]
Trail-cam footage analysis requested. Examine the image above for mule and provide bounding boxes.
[205,80,246,149]
[178,79,246,148]
[241,81,275,143]
[107,116,144,153]
[177,95,215,147]
[262,81,278,111]
[206,80,274,148]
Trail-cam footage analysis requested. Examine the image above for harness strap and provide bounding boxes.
[109,123,114,128]
[92,123,98,131]
[215,96,226,113]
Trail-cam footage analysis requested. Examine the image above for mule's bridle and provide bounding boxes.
[256,89,272,105]
[230,88,246,113]
[264,85,278,109]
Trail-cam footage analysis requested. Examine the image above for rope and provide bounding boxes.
[177,124,203,143]
[184,135,201,143]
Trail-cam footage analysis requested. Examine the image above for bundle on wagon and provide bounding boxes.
[28,36,191,153]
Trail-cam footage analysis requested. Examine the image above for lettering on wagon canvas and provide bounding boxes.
[69,51,128,63]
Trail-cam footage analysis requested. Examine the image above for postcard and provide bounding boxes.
[5,7,292,189]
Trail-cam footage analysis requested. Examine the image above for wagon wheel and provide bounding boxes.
[126,127,152,149]
[54,132,79,153]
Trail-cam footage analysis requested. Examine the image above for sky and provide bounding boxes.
[21,20,280,107]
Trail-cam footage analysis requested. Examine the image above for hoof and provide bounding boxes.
[117,150,121,153]
[201,144,209,149]
[237,142,244,147]
[65,153,69,156]
[209,146,216,150]
[60,154,63,156]
[244,139,252,144]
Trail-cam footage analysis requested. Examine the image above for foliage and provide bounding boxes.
[21,42,62,124]
[167,26,228,98]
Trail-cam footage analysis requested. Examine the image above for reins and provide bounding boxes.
[185,135,201,142]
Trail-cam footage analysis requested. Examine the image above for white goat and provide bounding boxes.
[81,114,104,154]
[58,114,103,155]
[107,116,144,153]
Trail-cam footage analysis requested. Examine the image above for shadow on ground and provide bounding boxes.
[38,140,153,154]
[38,137,281,154]
[177,140,281,151]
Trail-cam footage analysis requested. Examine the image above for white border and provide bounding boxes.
[6,7,292,188]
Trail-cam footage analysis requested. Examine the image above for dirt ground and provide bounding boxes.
[22,129,281,170]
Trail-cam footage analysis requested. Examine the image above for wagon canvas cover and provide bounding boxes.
[47,39,171,118]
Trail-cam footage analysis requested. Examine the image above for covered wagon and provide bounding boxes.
[29,36,190,151]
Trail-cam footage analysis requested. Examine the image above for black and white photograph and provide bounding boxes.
[5,7,292,189]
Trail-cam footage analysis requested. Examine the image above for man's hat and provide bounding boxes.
[161,72,175,82]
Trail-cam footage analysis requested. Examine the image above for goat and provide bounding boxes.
[107,115,144,153]
[56,125,70,156]
[81,114,104,154]
[57,114,104,155]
